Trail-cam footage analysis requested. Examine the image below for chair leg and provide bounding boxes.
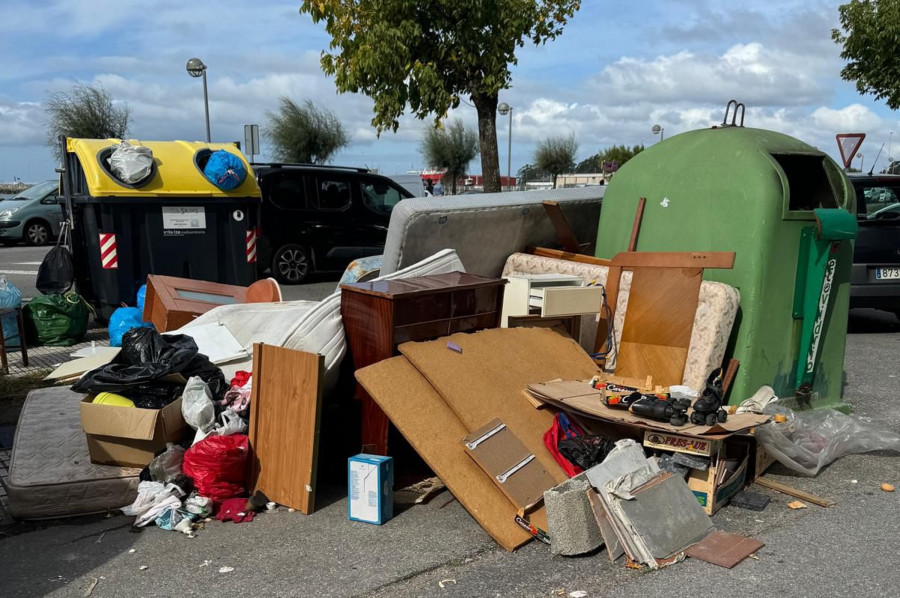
[16,308,28,367]
[0,317,8,376]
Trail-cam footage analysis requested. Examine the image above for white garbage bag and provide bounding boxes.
[108,141,153,184]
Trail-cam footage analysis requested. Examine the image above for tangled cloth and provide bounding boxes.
[215,498,256,523]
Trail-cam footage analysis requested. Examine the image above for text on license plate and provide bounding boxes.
[875,267,900,280]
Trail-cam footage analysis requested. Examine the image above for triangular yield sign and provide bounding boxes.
[836,133,866,168]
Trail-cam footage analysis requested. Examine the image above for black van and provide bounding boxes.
[849,173,900,318]
[254,163,413,284]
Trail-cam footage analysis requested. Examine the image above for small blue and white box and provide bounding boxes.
[348,454,394,525]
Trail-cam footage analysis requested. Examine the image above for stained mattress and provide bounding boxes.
[5,387,140,520]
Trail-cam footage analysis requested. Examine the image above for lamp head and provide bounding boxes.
[498,102,512,116]
[186,58,207,78]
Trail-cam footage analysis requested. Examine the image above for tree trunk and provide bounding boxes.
[552,173,558,189]
[472,92,501,193]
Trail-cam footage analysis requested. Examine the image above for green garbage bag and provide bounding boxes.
[24,292,90,346]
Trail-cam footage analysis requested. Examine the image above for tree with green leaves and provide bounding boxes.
[517,163,550,187]
[266,97,349,164]
[45,84,130,161]
[534,133,578,188]
[299,0,582,193]
[420,119,479,195]
[575,144,644,173]
[832,0,900,109]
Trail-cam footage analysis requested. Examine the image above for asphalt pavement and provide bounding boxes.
[0,309,898,597]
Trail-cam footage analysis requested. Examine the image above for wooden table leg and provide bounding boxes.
[360,392,390,456]
[16,307,27,367]
[0,314,8,375]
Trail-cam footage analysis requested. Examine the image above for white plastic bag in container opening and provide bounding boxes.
[108,141,153,184]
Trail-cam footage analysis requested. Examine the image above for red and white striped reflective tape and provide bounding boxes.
[246,228,258,263]
[99,233,118,269]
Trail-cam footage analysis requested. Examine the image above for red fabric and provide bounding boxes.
[230,371,252,388]
[215,497,256,523]
[543,413,585,477]
[183,435,249,501]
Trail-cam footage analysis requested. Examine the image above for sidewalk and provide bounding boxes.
[2,328,109,378]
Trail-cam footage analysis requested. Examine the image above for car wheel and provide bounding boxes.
[24,221,50,246]
[272,244,310,284]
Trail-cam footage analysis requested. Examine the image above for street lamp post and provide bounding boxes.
[186,58,211,143]
[857,153,864,172]
[498,102,513,191]
[651,124,664,142]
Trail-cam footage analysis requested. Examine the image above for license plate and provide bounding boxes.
[875,267,900,280]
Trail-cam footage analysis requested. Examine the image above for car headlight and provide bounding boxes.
[0,209,18,218]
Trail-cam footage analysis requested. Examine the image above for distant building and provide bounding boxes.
[555,173,607,188]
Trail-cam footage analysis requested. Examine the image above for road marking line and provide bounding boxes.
[0,270,38,275]
[13,262,43,265]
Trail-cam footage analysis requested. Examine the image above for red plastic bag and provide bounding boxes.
[183,434,249,501]
[543,412,586,477]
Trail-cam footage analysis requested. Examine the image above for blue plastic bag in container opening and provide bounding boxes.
[0,275,22,348]
[108,306,154,347]
[136,284,147,312]
[203,150,247,191]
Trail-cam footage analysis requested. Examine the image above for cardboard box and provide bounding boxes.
[80,395,186,468]
[643,430,721,457]
[348,454,393,525]
[686,440,750,515]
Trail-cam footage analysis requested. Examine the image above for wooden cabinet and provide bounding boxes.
[340,272,506,455]
[143,275,248,332]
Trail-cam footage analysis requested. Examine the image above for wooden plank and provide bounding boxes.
[399,327,600,486]
[614,267,702,385]
[542,201,582,253]
[356,356,536,551]
[611,251,736,270]
[627,197,647,252]
[44,349,121,381]
[754,476,835,507]
[247,344,324,514]
[530,247,613,267]
[463,418,557,510]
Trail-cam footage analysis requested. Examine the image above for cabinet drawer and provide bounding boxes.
[450,287,502,318]
[393,294,452,326]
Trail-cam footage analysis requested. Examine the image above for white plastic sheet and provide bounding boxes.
[756,406,900,476]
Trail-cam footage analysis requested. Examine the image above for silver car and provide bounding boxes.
[0,180,64,246]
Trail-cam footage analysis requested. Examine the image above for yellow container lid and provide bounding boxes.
[66,138,261,199]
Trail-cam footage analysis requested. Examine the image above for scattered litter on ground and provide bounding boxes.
[128,549,136,554]
[569,591,589,598]
[438,579,456,588]
[219,566,235,573]
[95,532,105,544]
[83,577,99,597]
[199,560,211,567]
[787,501,807,510]
[139,565,149,571]
[882,483,895,492]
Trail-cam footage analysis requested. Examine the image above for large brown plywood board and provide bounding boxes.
[355,356,535,551]
[615,267,702,385]
[399,328,600,483]
[248,344,324,514]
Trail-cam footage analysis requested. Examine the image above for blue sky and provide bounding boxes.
[1,0,897,182]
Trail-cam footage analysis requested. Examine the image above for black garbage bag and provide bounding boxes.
[72,328,227,406]
[36,222,74,295]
